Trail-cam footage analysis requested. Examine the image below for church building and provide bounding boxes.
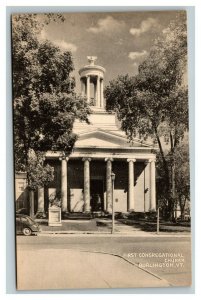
[16,57,157,217]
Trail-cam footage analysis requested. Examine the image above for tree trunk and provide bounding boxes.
[171,161,176,221]
[155,131,172,220]
[155,130,170,183]
[29,190,35,217]
[179,195,186,221]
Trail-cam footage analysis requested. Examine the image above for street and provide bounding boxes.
[16,235,191,290]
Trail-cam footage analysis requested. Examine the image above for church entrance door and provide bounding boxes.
[90,179,104,212]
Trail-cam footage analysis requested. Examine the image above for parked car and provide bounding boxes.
[16,214,41,236]
[16,208,28,215]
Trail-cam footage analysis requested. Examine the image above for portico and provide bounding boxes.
[37,152,156,215]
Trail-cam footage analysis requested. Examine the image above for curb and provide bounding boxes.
[37,231,190,238]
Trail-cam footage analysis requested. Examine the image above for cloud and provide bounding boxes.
[129,18,158,37]
[39,30,77,52]
[128,50,148,60]
[87,16,125,34]
[133,62,138,68]
[53,40,77,52]
[114,38,124,45]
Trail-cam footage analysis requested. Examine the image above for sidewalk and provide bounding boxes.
[36,218,191,237]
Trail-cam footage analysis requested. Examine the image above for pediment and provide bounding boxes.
[74,129,151,148]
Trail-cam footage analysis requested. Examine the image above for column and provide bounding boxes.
[144,160,150,212]
[97,76,100,107]
[60,157,69,212]
[83,158,91,212]
[86,75,90,103]
[94,81,97,106]
[127,159,136,211]
[37,187,45,213]
[100,78,104,108]
[105,158,113,212]
[150,158,156,211]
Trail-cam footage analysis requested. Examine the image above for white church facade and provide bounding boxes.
[16,57,157,217]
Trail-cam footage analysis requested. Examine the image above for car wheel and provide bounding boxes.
[22,227,32,236]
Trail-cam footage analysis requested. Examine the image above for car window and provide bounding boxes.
[22,217,35,225]
[27,217,35,225]
[27,216,36,224]
[21,217,29,223]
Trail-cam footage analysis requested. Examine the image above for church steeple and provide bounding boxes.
[79,57,106,108]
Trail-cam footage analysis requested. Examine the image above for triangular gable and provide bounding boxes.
[74,129,152,148]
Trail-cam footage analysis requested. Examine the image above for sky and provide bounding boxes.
[39,10,181,93]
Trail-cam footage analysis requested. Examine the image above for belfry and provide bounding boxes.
[79,56,105,108]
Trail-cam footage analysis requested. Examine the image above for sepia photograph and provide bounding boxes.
[12,10,191,290]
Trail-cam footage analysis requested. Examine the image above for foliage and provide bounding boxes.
[13,14,90,189]
[105,12,189,219]
[156,141,190,218]
[27,151,54,190]
[174,143,190,219]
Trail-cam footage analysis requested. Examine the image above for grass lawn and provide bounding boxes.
[118,219,191,232]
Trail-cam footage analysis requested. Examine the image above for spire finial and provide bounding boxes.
[87,56,97,66]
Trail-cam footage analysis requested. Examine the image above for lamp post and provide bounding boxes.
[111,172,115,234]
[157,206,160,235]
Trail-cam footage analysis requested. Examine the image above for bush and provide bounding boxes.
[127,212,147,220]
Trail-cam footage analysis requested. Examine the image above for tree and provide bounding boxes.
[105,12,188,219]
[174,143,190,220]
[156,141,190,220]
[12,14,90,214]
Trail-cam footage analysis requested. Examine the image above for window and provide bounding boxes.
[18,181,26,192]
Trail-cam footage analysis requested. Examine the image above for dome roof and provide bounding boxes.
[79,56,105,77]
